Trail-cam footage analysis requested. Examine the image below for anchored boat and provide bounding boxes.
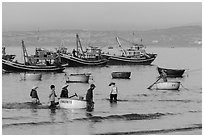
[111,72,131,79]
[157,67,185,77]
[2,40,65,72]
[102,37,157,65]
[66,73,90,83]
[155,81,180,90]
[20,73,42,80]
[60,34,108,67]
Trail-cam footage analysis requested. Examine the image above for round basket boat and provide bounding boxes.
[111,72,131,79]
[66,73,90,83]
[59,98,87,109]
[155,81,180,90]
[20,73,42,80]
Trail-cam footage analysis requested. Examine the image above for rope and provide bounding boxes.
[180,83,189,91]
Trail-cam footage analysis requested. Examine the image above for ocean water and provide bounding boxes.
[2,31,202,135]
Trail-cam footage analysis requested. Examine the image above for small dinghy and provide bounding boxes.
[20,73,42,80]
[157,67,185,77]
[66,73,90,83]
[59,98,87,109]
[155,81,180,90]
[111,72,131,79]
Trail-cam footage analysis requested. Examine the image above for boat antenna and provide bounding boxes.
[21,40,29,64]
[76,34,85,57]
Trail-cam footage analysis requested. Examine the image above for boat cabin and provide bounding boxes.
[85,46,102,59]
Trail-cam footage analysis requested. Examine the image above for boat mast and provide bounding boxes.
[21,40,29,64]
[116,37,127,56]
[76,34,85,57]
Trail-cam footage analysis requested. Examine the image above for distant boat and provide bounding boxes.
[102,37,157,65]
[155,81,180,90]
[20,73,42,80]
[2,40,65,72]
[157,67,185,77]
[60,34,108,67]
[66,73,90,83]
[111,72,131,79]
[59,98,87,109]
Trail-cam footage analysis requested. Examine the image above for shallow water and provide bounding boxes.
[2,32,202,135]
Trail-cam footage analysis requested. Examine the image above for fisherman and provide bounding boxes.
[160,69,168,82]
[109,82,118,103]
[72,49,77,57]
[49,85,59,108]
[30,86,40,104]
[86,84,96,111]
[60,84,69,98]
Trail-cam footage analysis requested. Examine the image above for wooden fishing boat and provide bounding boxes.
[60,34,108,67]
[155,81,180,90]
[20,73,42,80]
[111,72,131,79]
[59,98,87,109]
[2,40,65,72]
[102,37,157,65]
[66,73,90,83]
[157,67,185,77]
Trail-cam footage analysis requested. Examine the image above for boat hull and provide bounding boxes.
[59,98,87,109]
[102,54,157,65]
[157,67,185,77]
[60,54,108,67]
[20,73,42,80]
[155,82,180,90]
[2,59,65,72]
[66,74,90,83]
[111,72,131,79]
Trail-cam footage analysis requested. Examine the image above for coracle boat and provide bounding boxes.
[157,67,185,77]
[111,72,131,79]
[102,37,157,65]
[66,73,90,83]
[2,40,65,72]
[59,98,87,109]
[20,73,42,80]
[155,81,180,90]
[59,34,108,67]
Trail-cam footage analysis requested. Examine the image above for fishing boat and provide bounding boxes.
[59,98,87,109]
[102,37,157,65]
[157,67,185,77]
[66,73,90,83]
[155,81,180,90]
[60,34,108,67]
[111,72,131,79]
[2,40,65,72]
[20,73,42,80]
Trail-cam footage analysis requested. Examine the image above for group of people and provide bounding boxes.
[30,70,168,109]
[29,83,97,109]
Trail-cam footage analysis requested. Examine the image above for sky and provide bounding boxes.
[2,2,202,31]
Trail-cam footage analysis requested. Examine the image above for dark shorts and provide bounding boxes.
[49,101,59,109]
[110,94,117,102]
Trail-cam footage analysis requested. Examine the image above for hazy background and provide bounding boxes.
[2,2,202,32]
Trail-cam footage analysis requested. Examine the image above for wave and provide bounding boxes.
[96,124,202,135]
[158,99,193,103]
[2,102,50,109]
[2,121,63,128]
[74,112,173,122]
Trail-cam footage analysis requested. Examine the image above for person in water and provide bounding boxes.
[49,85,59,108]
[30,86,40,104]
[160,69,168,82]
[109,82,118,103]
[60,84,69,98]
[86,84,96,111]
